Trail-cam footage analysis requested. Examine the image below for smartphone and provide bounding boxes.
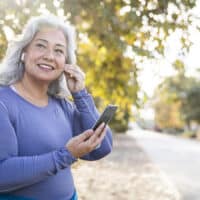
[92,105,118,131]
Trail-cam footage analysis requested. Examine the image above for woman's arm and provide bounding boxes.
[0,103,76,193]
[64,64,113,159]
[66,89,113,160]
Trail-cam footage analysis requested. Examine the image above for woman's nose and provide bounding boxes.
[43,48,55,61]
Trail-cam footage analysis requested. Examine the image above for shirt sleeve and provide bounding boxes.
[0,102,77,193]
[68,89,113,160]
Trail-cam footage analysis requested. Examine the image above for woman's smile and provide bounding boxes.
[37,63,55,71]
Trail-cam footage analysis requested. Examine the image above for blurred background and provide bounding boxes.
[1,0,199,139]
[1,1,200,199]
[0,0,199,138]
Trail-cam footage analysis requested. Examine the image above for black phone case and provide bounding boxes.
[92,105,118,130]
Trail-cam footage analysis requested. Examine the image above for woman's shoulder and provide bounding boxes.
[0,86,22,111]
[0,86,18,115]
[0,86,14,100]
[0,85,9,91]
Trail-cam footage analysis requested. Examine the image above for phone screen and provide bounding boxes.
[92,105,118,130]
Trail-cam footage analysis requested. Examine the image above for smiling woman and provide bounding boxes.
[0,15,77,97]
[0,15,113,200]
[19,27,67,87]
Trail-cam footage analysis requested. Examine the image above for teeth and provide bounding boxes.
[38,64,53,70]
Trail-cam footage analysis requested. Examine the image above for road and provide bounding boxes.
[127,129,200,200]
[73,134,180,200]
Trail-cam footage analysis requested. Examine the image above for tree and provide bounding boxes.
[0,0,198,131]
[153,70,200,132]
[61,0,197,131]
[153,78,184,131]
[181,85,200,127]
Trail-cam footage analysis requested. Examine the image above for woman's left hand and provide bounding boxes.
[64,64,85,93]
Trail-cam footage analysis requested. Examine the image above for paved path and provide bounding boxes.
[128,129,200,200]
[73,134,180,200]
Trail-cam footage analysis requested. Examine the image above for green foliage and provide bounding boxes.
[181,85,200,123]
[154,73,200,130]
[0,0,197,132]
[61,0,197,131]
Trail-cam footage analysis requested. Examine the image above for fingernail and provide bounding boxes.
[101,122,105,127]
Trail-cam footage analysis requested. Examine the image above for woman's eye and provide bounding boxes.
[36,43,46,49]
[55,49,64,54]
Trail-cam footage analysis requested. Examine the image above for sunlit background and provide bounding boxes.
[0,1,200,199]
[0,0,199,135]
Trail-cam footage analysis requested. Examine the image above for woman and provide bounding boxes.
[0,15,112,200]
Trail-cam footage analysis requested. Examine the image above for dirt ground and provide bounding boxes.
[72,134,181,200]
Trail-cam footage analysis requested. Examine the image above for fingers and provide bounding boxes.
[64,64,85,80]
[98,126,107,141]
[64,64,85,92]
[66,130,94,158]
[88,123,106,146]
[66,124,107,158]
[79,129,94,141]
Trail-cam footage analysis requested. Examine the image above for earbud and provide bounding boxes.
[21,53,25,62]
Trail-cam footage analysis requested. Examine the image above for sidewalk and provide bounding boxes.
[72,134,180,200]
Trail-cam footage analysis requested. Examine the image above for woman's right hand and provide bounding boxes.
[66,123,106,158]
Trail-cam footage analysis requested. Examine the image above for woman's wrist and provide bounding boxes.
[71,88,87,99]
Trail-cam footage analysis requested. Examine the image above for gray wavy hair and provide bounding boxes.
[0,14,77,97]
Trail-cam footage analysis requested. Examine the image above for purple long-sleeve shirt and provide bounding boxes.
[0,86,112,200]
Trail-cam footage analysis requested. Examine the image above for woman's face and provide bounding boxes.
[23,27,67,83]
